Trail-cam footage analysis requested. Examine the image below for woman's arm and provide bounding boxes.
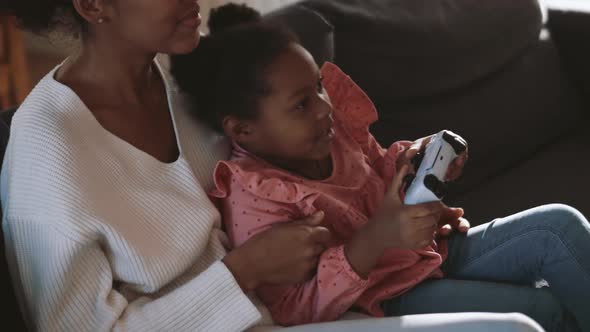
[4,219,261,332]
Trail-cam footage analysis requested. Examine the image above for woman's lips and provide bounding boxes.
[179,10,202,29]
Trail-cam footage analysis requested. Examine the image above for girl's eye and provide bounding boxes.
[294,97,309,111]
[317,76,324,93]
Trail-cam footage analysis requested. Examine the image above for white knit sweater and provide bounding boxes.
[1,57,272,332]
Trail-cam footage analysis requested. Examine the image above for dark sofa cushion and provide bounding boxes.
[294,0,582,208]
[453,129,590,224]
[0,117,9,164]
[263,4,334,65]
[0,107,16,162]
[302,0,544,99]
[371,38,582,200]
[548,6,590,116]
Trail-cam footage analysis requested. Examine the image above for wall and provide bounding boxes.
[200,0,302,32]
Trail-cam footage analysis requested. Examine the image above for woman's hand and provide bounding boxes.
[345,165,444,277]
[223,211,331,291]
[396,134,469,182]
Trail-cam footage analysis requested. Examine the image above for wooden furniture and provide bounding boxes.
[0,16,30,109]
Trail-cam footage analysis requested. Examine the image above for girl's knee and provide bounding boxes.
[548,204,584,220]
[535,204,588,232]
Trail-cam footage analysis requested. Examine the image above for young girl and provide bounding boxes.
[171,4,590,331]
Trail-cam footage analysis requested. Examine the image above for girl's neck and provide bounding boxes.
[265,155,333,181]
[236,141,334,180]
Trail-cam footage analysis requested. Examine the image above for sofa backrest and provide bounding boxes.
[0,107,15,163]
[295,0,583,202]
[263,4,334,65]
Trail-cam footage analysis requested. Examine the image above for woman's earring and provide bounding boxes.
[97,18,105,24]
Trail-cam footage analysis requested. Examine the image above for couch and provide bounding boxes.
[2,0,590,330]
[266,0,590,226]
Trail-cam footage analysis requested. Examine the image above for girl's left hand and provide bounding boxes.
[437,204,470,237]
[445,149,468,182]
[396,134,468,182]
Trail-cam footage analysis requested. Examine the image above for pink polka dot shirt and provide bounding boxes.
[210,63,447,326]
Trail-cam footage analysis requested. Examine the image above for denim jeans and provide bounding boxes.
[381,204,590,332]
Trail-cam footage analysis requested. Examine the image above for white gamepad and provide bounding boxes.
[403,130,467,205]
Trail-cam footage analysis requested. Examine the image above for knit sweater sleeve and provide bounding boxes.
[3,218,261,332]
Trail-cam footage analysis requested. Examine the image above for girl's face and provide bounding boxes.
[238,44,334,164]
[103,0,202,54]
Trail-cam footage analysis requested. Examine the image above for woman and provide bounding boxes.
[0,0,548,331]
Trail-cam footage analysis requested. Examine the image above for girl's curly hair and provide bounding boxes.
[171,3,299,133]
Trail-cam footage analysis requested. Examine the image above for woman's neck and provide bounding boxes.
[56,39,158,106]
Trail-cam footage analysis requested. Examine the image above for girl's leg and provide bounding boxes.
[381,278,577,332]
[442,203,590,331]
[274,312,544,332]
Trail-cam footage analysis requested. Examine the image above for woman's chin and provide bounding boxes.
[169,34,201,54]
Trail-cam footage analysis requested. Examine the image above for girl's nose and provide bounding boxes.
[316,96,333,120]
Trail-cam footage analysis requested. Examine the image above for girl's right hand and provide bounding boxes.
[345,165,443,277]
[373,164,443,250]
[223,211,331,291]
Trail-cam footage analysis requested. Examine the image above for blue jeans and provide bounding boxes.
[381,204,590,332]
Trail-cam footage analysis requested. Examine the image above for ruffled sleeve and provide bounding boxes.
[321,62,413,182]
[210,160,320,247]
[321,62,379,159]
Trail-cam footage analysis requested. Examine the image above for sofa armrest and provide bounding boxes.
[546,3,590,115]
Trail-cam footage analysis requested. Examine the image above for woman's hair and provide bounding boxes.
[171,3,299,133]
[0,1,83,34]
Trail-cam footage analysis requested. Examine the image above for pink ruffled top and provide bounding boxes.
[210,62,447,326]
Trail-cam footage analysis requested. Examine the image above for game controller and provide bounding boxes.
[403,130,467,205]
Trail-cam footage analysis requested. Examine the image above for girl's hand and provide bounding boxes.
[445,150,468,182]
[396,134,469,181]
[395,135,433,172]
[437,204,470,237]
[223,211,331,291]
[372,164,444,250]
[345,165,444,277]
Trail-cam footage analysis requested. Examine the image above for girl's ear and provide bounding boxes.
[222,115,255,143]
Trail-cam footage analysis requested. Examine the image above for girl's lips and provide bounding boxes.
[319,127,335,141]
[327,127,335,139]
